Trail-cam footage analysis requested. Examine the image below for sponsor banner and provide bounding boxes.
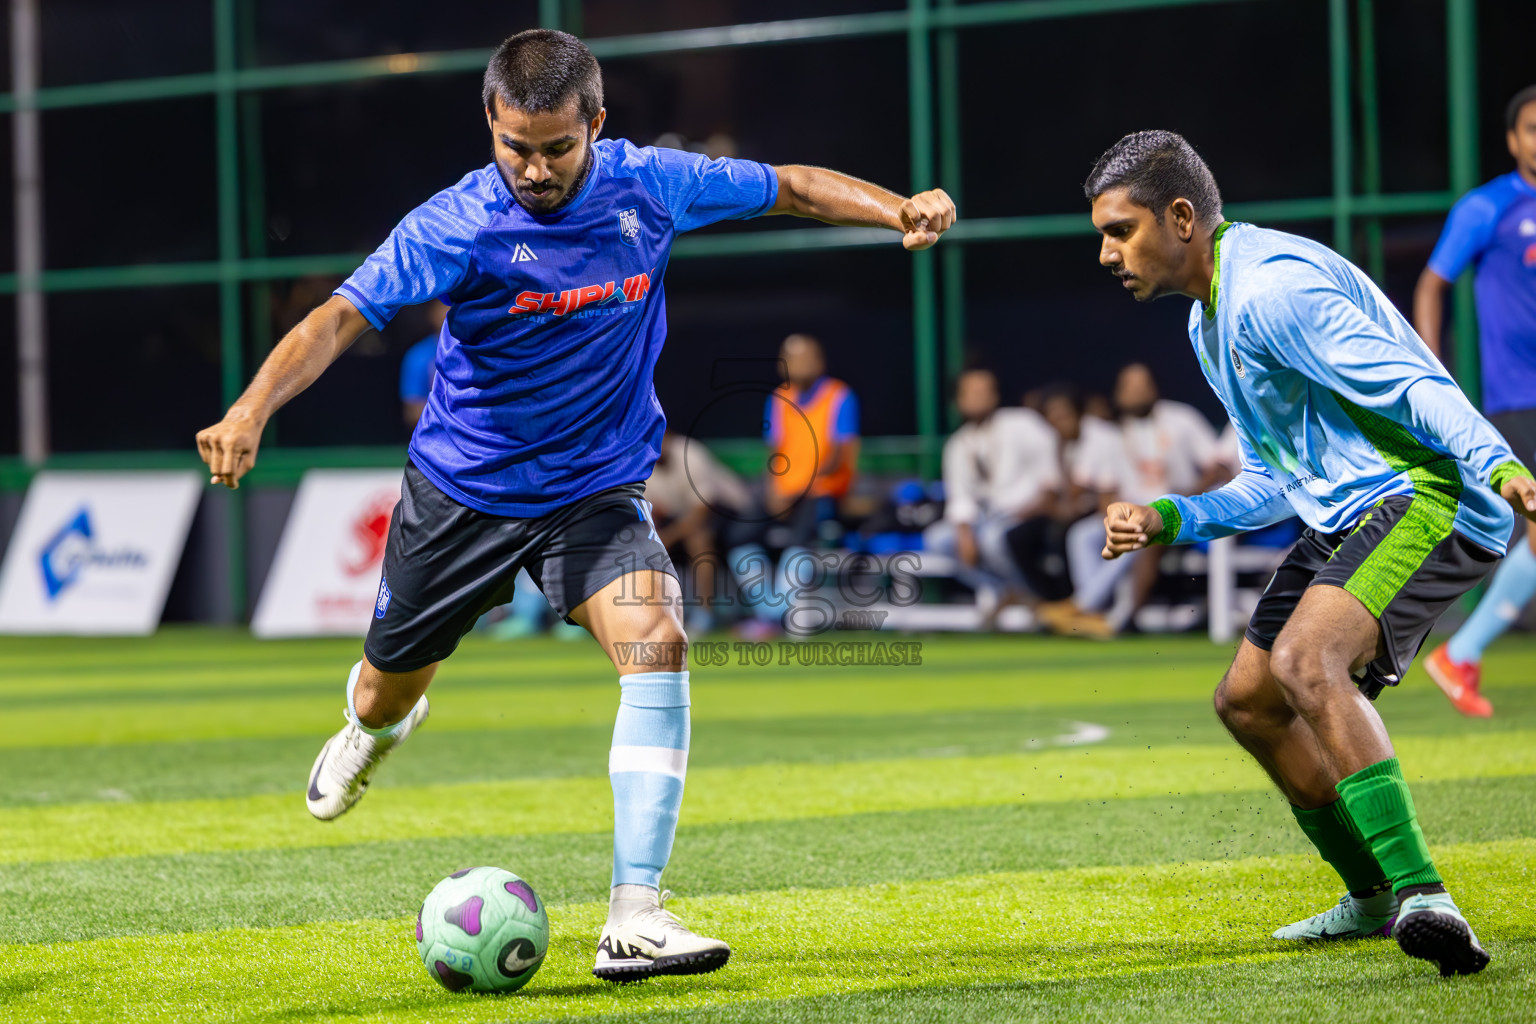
[252,469,402,638]
[0,471,201,635]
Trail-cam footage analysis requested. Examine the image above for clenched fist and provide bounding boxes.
[1101,501,1165,560]
[196,410,265,490]
[899,188,956,250]
[1501,472,1536,524]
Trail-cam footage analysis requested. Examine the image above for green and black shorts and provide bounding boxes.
[1245,493,1500,699]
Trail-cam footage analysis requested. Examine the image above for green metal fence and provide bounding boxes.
[0,0,1487,616]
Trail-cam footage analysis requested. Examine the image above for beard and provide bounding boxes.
[504,141,594,216]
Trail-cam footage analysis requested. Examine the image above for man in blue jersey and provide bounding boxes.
[1415,85,1536,717]
[1083,131,1536,977]
[195,29,954,984]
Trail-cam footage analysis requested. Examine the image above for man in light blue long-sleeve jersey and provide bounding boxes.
[1084,131,1536,978]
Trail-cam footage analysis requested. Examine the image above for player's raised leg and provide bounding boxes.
[571,567,730,982]
[306,658,433,820]
[1214,640,1397,939]
[1269,585,1488,975]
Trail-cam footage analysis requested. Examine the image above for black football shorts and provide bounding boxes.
[1244,494,1500,699]
[364,462,676,673]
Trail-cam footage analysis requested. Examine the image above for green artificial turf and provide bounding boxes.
[1,628,1533,1023]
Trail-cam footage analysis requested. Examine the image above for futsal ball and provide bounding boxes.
[416,866,549,993]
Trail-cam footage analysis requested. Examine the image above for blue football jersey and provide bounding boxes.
[337,139,778,516]
[1428,170,1536,416]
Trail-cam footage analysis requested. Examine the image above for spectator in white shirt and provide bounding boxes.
[1007,380,1130,629]
[1100,363,1229,625]
[924,368,1060,611]
[1115,363,1222,500]
[1019,383,1139,638]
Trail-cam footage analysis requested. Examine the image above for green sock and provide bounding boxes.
[1291,800,1389,895]
[1335,757,1443,892]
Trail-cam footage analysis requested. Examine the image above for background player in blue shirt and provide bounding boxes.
[1416,85,1536,717]
[397,300,446,429]
[1084,130,1536,978]
[195,29,954,983]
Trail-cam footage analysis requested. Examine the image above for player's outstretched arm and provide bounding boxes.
[769,165,955,250]
[1104,435,1293,559]
[195,295,372,489]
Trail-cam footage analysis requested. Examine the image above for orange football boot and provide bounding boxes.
[1424,643,1493,718]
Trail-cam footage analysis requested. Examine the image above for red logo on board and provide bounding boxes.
[341,493,395,576]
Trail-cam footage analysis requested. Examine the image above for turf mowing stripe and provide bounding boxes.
[557,947,1536,1024]
[0,642,1235,693]
[11,648,1536,750]
[5,631,1530,691]
[2,840,1531,1024]
[0,706,1192,807]
[1,656,1235,746]
[7,680,1532,809]
[3,651,1237,708]
[6,731,1535,866]
[0,675,1189,747]
[6,776,1532,945]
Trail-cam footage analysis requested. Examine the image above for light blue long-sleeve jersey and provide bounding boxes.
[1153,222,1523,555]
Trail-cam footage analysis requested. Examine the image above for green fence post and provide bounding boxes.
[909,0,939,478]
[214,0,246,621]
[539,0,562,30]
[1447,0,1480,405]
[238,0,274,448]
[1328,0,1353,260]
[936,0,965,431]
[1356,0,1385,284]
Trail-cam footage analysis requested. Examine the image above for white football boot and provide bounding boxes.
[1272,891,1399,940]
[305,697,429,820]
[593,885,730,982]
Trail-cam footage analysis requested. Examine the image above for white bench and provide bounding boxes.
[792,539,1287,639]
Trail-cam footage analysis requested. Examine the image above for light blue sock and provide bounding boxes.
[345,661,412,737]
[1447,540,1536,663]
[609,671,690,888]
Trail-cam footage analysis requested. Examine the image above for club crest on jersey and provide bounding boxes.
[617,207,641,246]
[1229,342,1246,379]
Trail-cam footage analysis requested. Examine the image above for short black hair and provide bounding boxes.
[1084,130,1224,228]
[1038,381,1083,415]
[483,29,603,124]
[1507,85,1536,131]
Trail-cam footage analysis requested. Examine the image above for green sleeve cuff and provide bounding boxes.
[1148,498,1182,546]
[1491,459,1534,493]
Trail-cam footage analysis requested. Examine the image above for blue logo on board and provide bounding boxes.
[617,207,641,247]
[36,506,148,601]
[375,575,393,618]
